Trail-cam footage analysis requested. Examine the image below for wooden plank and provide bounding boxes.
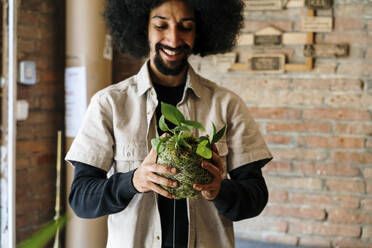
[301,16,333,32]
[245,0,283,11]
[283,33,307,44]
[250,54,285,73]
[305,0,333,10]
[285,63,308,71]
[237,34,254,46]
[304,43,349,57]
[213,53,237,71]
[254,35,282,46]
[286,0,305,8]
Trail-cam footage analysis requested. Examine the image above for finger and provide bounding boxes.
[146,148,158,163]
[202,161,221,178]
[152,164,178,175]
[193,183,215,191]
[160,133,168,138]
[212,143,219,155]
[150,183,175,199]
[148,173,178,188]
[211,152,223,173]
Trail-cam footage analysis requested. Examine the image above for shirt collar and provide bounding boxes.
[137,60,202,99]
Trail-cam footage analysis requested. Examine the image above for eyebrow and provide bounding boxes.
[151,15,195,22]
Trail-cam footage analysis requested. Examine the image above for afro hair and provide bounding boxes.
[104,0,245,59]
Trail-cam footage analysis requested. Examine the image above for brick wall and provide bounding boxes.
[114,1,372,247]
[16,0,65,244]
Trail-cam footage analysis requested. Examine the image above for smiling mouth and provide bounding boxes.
[162,47,182,56]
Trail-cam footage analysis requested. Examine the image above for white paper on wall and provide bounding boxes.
[65,66,87,138]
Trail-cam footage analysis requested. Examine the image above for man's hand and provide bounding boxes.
[193,144,224,200]
[132,148,178,199]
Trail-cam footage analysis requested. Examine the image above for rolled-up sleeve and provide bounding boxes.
[226,97,272,171]
[65,92,114,172]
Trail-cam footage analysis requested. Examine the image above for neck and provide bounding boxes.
[148,60,188,87]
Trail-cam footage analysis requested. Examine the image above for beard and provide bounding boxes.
[154,43,192,76]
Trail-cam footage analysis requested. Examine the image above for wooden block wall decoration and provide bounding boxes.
[245,0,283,11]
[254,35,282,45]
[304,43,349,58]
[305,0,333,10]
[250,54,285,73]
[301,16,333,32]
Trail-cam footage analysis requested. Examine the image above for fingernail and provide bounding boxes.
[171,168,177,174]
[173,182,178,187]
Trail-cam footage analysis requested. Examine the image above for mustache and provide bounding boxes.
[155,43,191,54]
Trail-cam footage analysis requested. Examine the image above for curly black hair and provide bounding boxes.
[104,0,244,58]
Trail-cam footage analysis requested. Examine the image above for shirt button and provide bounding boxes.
[156,236,160,240]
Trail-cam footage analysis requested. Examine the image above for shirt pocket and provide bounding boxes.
[215,139,229,178]
[114,141,147,173]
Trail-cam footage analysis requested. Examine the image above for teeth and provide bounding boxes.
[163,48,179,56]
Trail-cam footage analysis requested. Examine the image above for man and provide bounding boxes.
[66,0,273,247]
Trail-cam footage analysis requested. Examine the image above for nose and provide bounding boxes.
[165,26,181,48]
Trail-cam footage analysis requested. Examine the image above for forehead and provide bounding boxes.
[150,0,195,20]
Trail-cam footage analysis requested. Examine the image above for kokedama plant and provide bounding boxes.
[151,102,226,199]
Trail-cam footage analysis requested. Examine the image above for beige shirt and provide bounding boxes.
[66,61,272,248]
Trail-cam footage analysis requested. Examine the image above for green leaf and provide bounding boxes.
[159,115,170,132]
[210,122,217,143]
[18,215,67,248]
[151,138,161,153]
[178,138,192,150]
[174,125,190,133]
[182,120,205,131]
[155,125,160,138]
[212,124,226,143]
[196,140,212,159]
[161,102,185,126]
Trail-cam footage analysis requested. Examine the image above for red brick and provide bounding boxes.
[290,222,361,237]
[361,198,372,211]
[299,136,365,149]
[334,18,365,31]
[272,148,327,161]
[266,122,331,133]
[18,39,36,53]
[368,182,372,194]
[242,91,324,106]
[339,62,372,76]
[328,209,372,224]
[324,33,372,46]
[243,20,292,32]
[264,234,298,246]
[264,205,326,220]
[326,179,365,194]
[332,239,372,248]
[264,134,292,145]
[304,108,371,121]
[334,123,372,135]
[362,225,372,239]
[292,79,363,91]
[332,151,372,164]
[249,107,301,120]
[267,176,322,190]
[16,140,55,154]
[299,237,331,247]
[365,168,372,179]
[268,190,289,203]
[290,193,360,209]
[325,93,372,108]
[263,161,291,173]
[367,139,372,149]
[235,218,288,233]
[293,162,360,177]
[221,78,289,91]
[312,63,337,74]
[336,5,364,16]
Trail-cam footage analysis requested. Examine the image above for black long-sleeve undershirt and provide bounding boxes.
[69,159,270,220]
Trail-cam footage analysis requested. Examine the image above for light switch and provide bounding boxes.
[19,61,36,85]
[16,100,29,121]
